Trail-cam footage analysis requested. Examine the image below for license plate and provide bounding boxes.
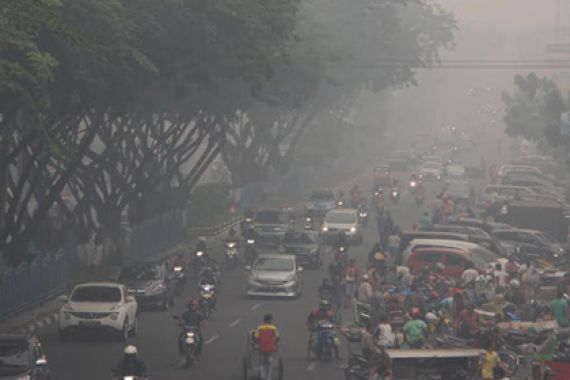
[79,321,100,326]
[186,338,195,344]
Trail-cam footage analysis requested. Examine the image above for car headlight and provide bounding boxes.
[305,218,311,222]
[350,227,357,232]
[110,312,119,320]
[247,239,255,244]
[359,212,367,218]
[322,226,328,232]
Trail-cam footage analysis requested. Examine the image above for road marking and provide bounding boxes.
[230,318,241,327]
[306,362,317,371]
[251,304,260,310]
[205,335,219,345]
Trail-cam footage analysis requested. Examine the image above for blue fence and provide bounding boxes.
[0,250,72,320]
[130,209,186,259]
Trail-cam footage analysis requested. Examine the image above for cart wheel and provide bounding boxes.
[242,357,248,380]
[278,358,284,380]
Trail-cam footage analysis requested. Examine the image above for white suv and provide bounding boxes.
[58,282,138,341]
[321,209,362,243]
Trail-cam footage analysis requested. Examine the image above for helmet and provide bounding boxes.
[362,274,370,281]
[434,263,445,272]
[509,279,521,289]
[124,345,137,355]
[410,307,421,318]
[425,312,437,323]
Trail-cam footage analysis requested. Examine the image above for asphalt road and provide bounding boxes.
[36,168,442,380]
[36,127,504,380]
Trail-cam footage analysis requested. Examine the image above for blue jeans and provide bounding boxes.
[259,352,274,380]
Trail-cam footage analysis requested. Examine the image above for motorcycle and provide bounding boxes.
[192,250,207,277]
[335,245,348,266]
[244,238,257,264]
[199,283,216,319]
[304,216,314,230]
[336,199,345,208]
[309,320,337,361]
[174,317,201,368]
[408,179,418,193]
[415,191,425,206]
[390,187,400,205]
[343,354,370,380]
[112,370,147,380]
[357,206,368,226]
[172,265,186,295]
[225,241,238,268]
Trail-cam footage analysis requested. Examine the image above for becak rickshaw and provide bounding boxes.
[242,330,284,380]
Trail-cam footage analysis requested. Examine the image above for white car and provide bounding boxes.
[420,161,442,181]
[58,282,138,341]
[247,254,303,298]
[321,209,362,242]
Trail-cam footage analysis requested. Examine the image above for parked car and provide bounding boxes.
[253,210,288,246]
[426,224,507,256]
[0,334,50,379]
[247,254,303,298]
[306,189,336,216]
[478,185,536,209]
[491,228,568,263]
[58,282,138,341]
[419,161,442,181]
[118,261,175,310]
[404,240,500,279]
[447,217,511,234]
[321,208,363,243]
[279,230,321,268]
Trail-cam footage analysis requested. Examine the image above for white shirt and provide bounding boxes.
[358,281,373,303]
[461,268,479,285]
[376,322,395,347]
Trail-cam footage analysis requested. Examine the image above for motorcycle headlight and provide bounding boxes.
[196,251,204,257]
[173,266,183,272]
[322,226,328,232]
[392,191,397,197]
[305,218,311,222]
[227,242,236,248]
[410,181,416,187]
[359,212,367,218]
[186,332,195,338]
[245,218,253,223]
[554,253,559,258]
[247,239,255,244]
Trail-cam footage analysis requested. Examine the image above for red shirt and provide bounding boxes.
[255,323,280,353]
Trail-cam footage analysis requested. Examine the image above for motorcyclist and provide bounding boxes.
[180,300,204,360]
[409,173,419,190]
[350,184,362,207]
[114,346,147,379]
[318,279,336,303]
[307,300,340,360]
[173,251,187,268]
[304,209,314,229]
[368,242,386,275]
[199,264,219,286]
[225,228,239,245]
[241,208,255,235]
[333,232,348,263]
[337,191,346,208]
[403,307,427,349]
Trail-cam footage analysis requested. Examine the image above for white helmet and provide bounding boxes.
[124,345,137,355]
[425,312,437,323]
[509,279,521,289]
[198,236,207,243]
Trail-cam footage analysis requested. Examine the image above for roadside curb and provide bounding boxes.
[14,312,59,335]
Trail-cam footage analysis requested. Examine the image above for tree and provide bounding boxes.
[502,73,567,146]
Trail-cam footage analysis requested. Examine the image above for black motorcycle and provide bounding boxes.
[198,283,216,319]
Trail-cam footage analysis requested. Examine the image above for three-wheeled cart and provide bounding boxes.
[242,330,284,380]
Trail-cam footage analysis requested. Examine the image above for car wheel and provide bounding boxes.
[130,316,138,337]
[118,319,129,342]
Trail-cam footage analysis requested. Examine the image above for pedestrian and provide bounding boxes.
[358,274,373,304]
[550,288,569,328]
[419,212,431,230]
[344,259,359,309]
[480,341,501,380]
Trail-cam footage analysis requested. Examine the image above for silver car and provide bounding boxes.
[321,209,363,243]
[247,254,303,298]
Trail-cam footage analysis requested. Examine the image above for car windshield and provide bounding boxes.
[0,339,30,376]
[254,258,294,271]
[470,247,499,266]
[423,162,440,169]
[310,191,334,201]
[119,265,160,282]
[535,232,557,245]
[71,286,122,303]
[325,212,357,224]
[447,181,470,193]
[255,211,284,224]
[283,232,315,245]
